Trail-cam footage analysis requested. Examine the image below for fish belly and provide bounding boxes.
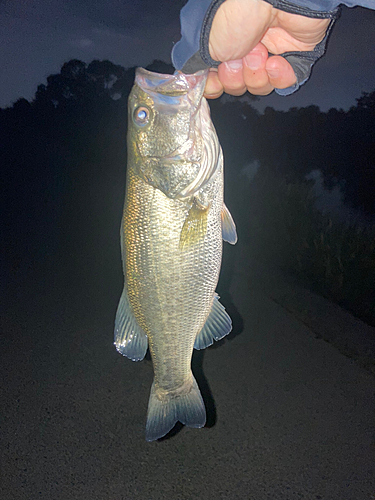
[123,167,223,395]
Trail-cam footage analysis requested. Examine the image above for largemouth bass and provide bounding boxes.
[114,68,237,442]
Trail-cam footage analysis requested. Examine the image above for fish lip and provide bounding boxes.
[135,67,209,96]
[136,67,208,79]
[135,68,209,103]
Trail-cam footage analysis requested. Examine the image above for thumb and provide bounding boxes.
[208,0,273,63]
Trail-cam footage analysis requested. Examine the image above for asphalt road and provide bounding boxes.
[2,238,375,500]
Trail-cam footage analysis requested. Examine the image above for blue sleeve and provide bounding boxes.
[172,0,221,73]
[172,0,374,95]
[266,0,375,9]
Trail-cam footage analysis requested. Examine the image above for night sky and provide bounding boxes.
[1,1,375,111]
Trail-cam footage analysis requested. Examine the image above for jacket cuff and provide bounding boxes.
[262,0,339,18]
[274,16,337,96]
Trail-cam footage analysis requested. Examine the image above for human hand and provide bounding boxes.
[204,0,331,98]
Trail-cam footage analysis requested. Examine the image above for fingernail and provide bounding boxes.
[224,59,243,71]
[244,52,262,71]
[266,68,279,79]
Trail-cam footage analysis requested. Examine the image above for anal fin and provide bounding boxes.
[114,286,148,361]
[194,293,232,350]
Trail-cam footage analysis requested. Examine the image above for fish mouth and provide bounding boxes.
[135,67,209,97]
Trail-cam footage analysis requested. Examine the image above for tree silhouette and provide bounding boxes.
[33,59,131,109]
[2,57,375,280]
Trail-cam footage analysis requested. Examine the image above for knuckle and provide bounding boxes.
[246,84,274,96]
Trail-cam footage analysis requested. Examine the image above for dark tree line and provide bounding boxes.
[210,91,375,216]
[2,58,375,272]
[1,59,133,271]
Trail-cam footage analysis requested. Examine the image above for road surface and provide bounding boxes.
[1,238,374,500]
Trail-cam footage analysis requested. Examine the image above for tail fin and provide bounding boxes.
[145,376,206,442]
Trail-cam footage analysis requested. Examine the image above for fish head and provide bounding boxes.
[127,68,220,199]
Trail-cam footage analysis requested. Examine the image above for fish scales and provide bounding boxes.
[124,162,222,390]
[114,68,237,441]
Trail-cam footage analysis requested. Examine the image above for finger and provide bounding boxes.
[242,43,274,96]
[265,55,297,89]
[245,77,275,96]
[204,70,224,99]
[217,60,247,97]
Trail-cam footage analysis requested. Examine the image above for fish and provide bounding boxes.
[114,68,237,442]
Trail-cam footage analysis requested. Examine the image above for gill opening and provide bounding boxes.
[177,99,220,199]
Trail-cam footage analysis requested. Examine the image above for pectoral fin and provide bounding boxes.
[221,203,237,244]
[114,286,148,361]
[194,293,232,350]
[179,199,210,250]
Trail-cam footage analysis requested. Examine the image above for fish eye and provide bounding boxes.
[133,106,150,126]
